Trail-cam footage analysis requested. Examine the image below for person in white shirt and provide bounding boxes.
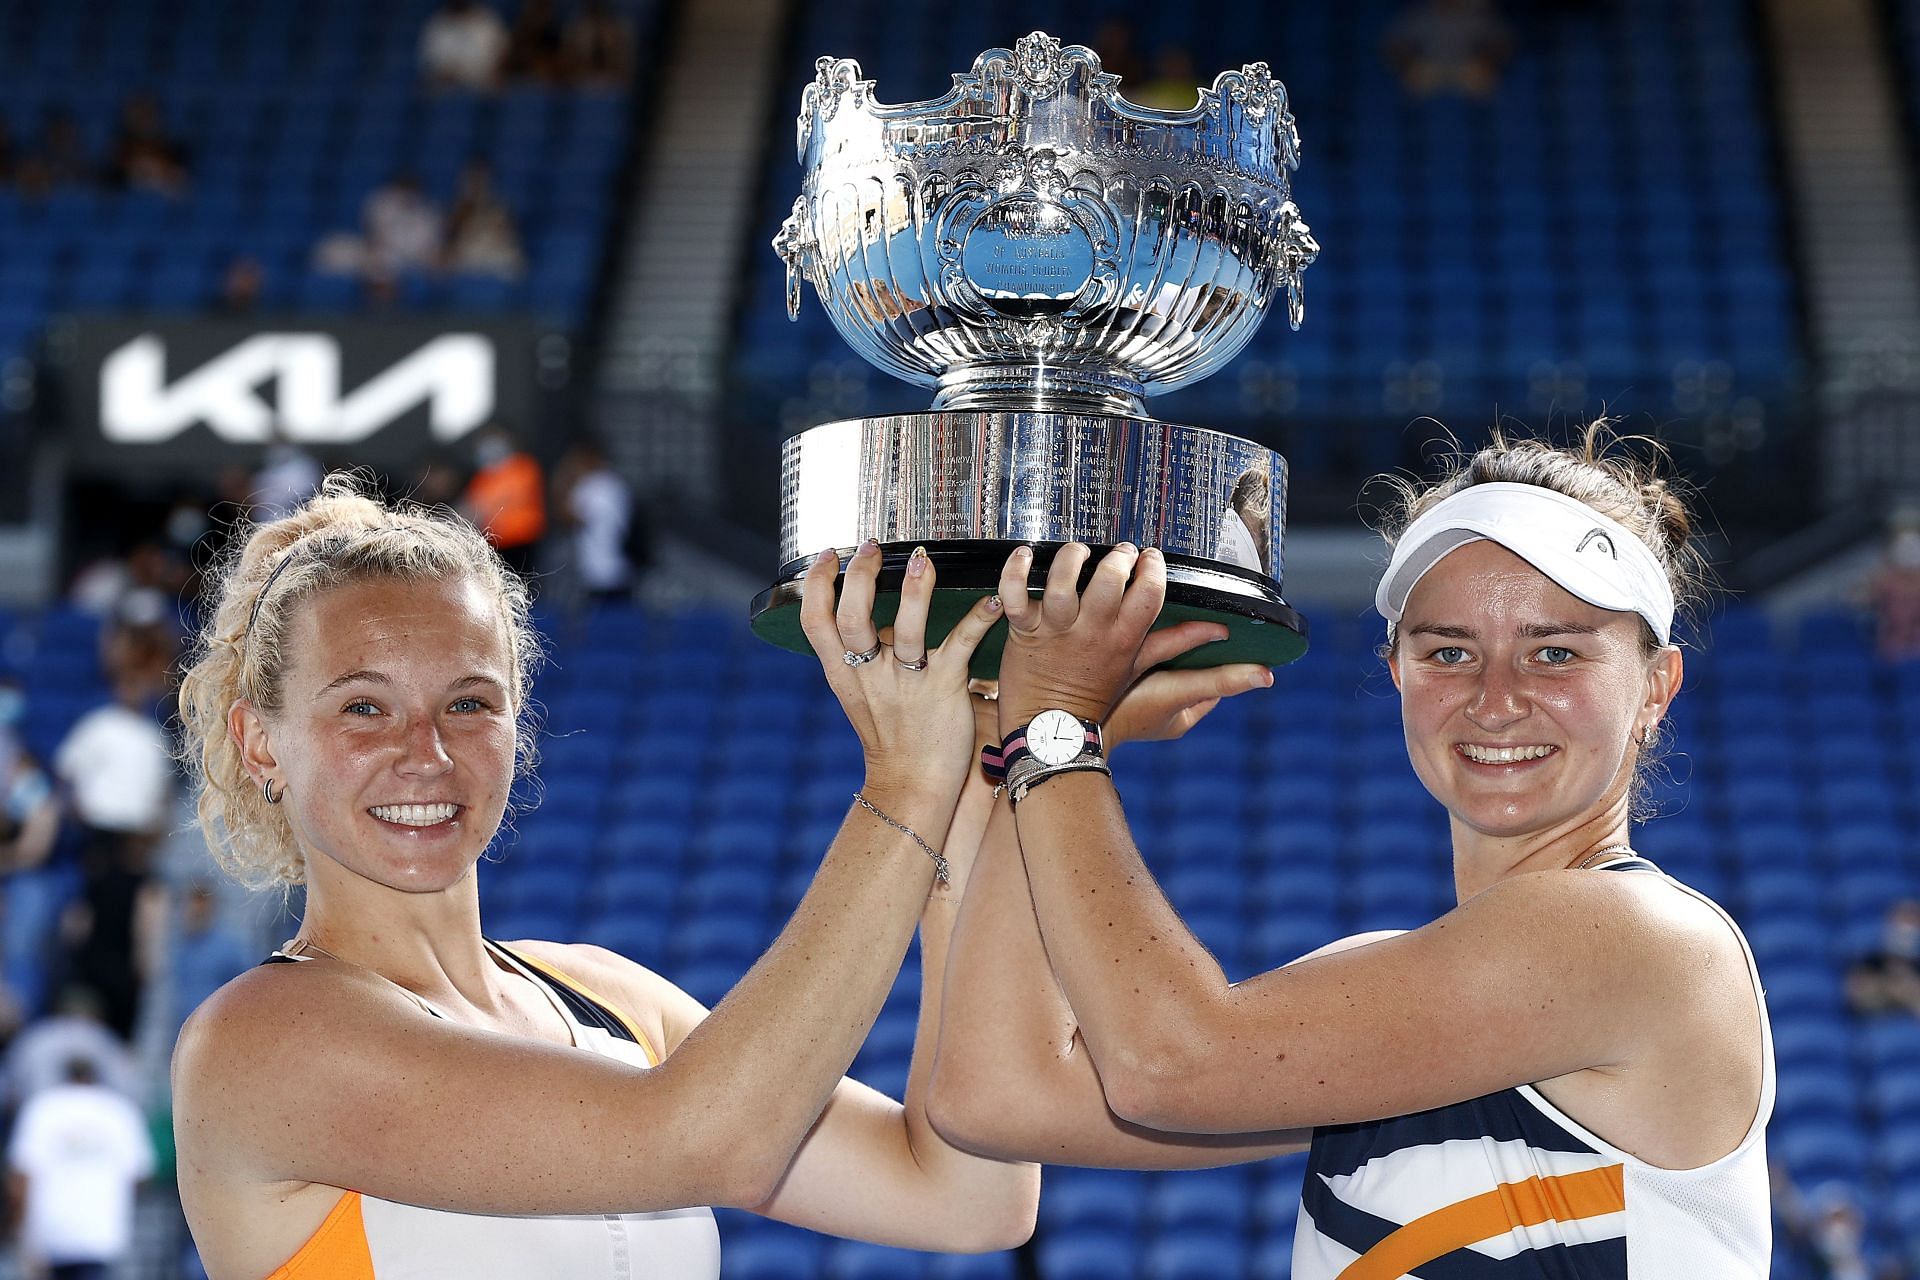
[7,1056,155,1280]
[54,694,172,840]
[419,0,509,91]
[52,657,174,1038]
[555,440,638,604]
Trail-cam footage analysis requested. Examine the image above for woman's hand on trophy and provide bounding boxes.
[996,542,1162,732]
[801,541,1004,805]
[1106,622,1275,751]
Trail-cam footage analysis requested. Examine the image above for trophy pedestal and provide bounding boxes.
[753,410,1310,678]
[749,541,1308,680]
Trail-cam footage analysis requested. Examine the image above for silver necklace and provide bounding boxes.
[1573,843,1636,870]
[286,937,342,961]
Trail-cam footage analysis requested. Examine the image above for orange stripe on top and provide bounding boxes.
[502,948,662,1067]
[1337,1163,1625,1280]
[263,1191,375,1280]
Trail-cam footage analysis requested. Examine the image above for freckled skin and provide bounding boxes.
[253,576,519,898]
[1388,541,1672,879]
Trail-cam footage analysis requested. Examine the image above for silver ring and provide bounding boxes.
[895,654,930,671]
[842,642,882,666]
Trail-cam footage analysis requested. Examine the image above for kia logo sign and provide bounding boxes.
[100,332,496,444]
[61,319,544,481]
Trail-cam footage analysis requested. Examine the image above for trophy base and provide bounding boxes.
[749,540,1308,679]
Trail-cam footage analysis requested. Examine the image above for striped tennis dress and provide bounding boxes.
[1292,858,1775,1278]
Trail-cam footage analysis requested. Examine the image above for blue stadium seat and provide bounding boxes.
[1773,1122,1868,1185]
[823,1241,933,1280]
[720,1228,825,1280]
[1151,1169,1253,1233]
[669,914,770,968]
[925,1253,1016,1279]
[1040,1169,1149,1234]
[1039,1230,1143,1280]
[1143,1231,1251,1280]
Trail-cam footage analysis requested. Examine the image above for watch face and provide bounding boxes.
[1027,710,1085,765]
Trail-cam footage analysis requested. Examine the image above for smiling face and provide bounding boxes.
[1388,540,1680,845]
[241,574,519,895]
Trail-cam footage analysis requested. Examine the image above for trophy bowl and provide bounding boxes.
[750,32,1318,676]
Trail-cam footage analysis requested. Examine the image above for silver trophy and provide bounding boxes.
[750,32,1318,673]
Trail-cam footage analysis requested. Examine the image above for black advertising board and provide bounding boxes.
[56,317,548,479]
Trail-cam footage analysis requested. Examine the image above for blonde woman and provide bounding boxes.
[171,476,1035,1278]
[932,432,1773,1277]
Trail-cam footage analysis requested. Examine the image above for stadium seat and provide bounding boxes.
[1039,1230,1143,1280]
[1144,1231,1252,1280]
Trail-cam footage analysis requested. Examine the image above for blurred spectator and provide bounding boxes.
[249,443,321,522]
[1769,1163,1895,1280]
[51,630,175,1040]
[365,172,446,279]
[0,678,58,879]
[1847,900,1920,1017]
[420,0,509,92]
[14,111,95,197]
[312,173,445,283]
[503,0,566,83]
[1385,0,1513,99]
[562,0,635,87]
[460,425,547,577]
[1869,516,1920,663]
[444,159,526,280]
[553,438,640,604]
[1130,48,1198,111]
[162,881,251,1039]
[68,541,189,625]
[6,1055,154,1280]
[104,93,191,197]
[4,988,139,1106]
[214,255,266,316]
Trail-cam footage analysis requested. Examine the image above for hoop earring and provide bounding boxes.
[263,778,282,805]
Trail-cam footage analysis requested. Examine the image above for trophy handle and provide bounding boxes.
[773,196,818,321]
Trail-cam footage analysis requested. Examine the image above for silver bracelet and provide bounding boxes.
[852,793,951,885]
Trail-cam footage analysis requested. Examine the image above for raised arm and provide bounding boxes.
[175,543,1007,1220]
[991,544,1717,1137]
[735,714,1038,1251]
[931,629,1312,1167]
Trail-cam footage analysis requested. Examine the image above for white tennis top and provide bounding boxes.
[260,940,720,1280]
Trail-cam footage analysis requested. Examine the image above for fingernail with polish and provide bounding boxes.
[986,595,1003,613]
[861,538,880,554]
[907,546,928,577]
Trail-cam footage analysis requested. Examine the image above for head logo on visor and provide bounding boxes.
[1374,483,1675,645]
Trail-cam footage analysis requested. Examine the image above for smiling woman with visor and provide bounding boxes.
[930,428,1774,1278]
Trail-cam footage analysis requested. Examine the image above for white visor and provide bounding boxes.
[1374,482,1675,645]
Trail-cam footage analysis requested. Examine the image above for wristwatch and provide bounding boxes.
[1001,710,1108,805]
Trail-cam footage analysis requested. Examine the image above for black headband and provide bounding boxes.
[244,549,305,638]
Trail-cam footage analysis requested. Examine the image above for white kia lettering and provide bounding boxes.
[100,333,495,444]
